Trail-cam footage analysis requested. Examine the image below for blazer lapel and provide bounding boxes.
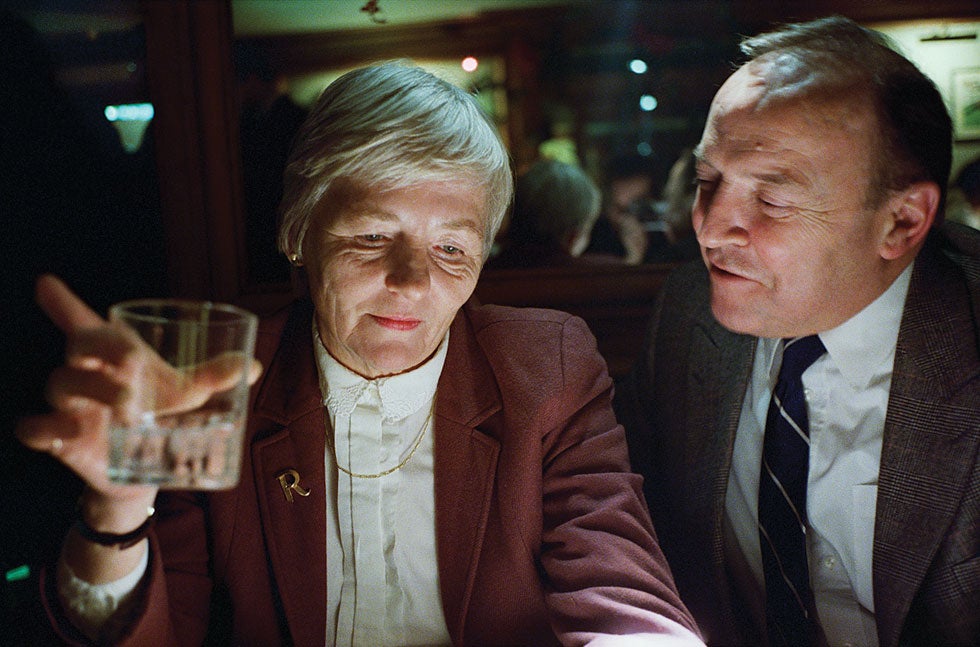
[874,245,980,647]
[688,315,757,618]
[688,317,756,526]
[250,302,328,647]
[433,305,502,645]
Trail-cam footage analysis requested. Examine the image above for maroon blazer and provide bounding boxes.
[46,299,699,645]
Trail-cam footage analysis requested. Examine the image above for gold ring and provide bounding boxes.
[51,438,64,453]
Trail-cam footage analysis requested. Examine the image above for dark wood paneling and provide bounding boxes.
[142,0,244,301]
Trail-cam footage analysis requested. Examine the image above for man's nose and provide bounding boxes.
[385,240,430,299]
[694,182,751,249]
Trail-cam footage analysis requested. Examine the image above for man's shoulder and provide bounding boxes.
[937,221,980,283]
[664,259,709,288]
[658,259,713,321]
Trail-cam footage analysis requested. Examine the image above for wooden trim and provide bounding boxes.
[475,262,677,309]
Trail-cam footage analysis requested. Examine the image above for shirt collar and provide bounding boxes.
[761,263,912,390]
[313,324,449,422]
[819,263,912,390]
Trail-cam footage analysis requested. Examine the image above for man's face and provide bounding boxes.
[302,179,486,378]
[692,61,899,338]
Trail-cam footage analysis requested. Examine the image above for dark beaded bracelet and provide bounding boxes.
[74,507,156,550]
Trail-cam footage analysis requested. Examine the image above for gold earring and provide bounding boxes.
[289,253,302,266]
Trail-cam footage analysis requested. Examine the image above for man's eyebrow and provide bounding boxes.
[752,169,810,188]
[691,149,809,189]
[692,148,714,174]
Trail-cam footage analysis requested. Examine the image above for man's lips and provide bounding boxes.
[704,251,759,282]
[709,264,747,279]
[371,314,422,331]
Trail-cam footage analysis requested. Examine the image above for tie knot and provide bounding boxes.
[779,335,826,380]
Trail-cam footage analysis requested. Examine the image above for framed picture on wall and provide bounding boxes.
[952,67,980,140]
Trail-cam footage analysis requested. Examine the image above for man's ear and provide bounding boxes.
[879,181,940,260]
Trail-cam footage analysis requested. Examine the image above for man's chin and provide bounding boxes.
[709,298,769,337]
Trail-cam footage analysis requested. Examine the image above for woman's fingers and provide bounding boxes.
[46,365,134,412]
[153,354,263,416]
[15,406,110,484]
[15,410,84,454]
[35,274,105,334]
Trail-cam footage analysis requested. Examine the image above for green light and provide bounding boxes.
[104,103,154,122]
[5,564,30,582]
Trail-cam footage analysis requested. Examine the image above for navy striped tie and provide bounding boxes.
[758,335,826,645]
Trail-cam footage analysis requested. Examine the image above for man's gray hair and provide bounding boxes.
[739,15,952,216]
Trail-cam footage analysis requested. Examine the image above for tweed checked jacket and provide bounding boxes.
[617,222,980,646]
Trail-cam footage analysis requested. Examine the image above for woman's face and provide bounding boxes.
[302,179,487,378]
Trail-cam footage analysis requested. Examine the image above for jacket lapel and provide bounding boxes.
[250,302,328,647]
[874,242,980,647]
[689,314,757,626]
[689,317,756,528]
[433,303,502,645]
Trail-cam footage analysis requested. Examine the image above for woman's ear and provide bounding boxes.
[879,181,940,261]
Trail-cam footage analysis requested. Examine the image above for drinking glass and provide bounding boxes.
[106,299,258,489]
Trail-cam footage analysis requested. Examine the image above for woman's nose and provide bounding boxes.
[385,241,430,299]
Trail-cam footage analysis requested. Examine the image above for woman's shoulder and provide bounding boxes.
[466,300,575,325]
[459,300,604,382]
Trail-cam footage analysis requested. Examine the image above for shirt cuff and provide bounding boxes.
[56,546,149,640]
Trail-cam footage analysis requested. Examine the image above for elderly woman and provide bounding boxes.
[17,62,702,646]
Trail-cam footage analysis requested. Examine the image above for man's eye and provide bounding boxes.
[695,178,716,192]
[438,244,462,255]
[757,194,788,209]
[359,234,385,243]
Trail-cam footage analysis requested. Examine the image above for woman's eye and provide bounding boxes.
[438,244,462,255]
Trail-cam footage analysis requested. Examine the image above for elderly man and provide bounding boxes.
[17,62,702,645]
[617,16,979,647]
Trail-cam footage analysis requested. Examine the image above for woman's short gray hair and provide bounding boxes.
[278,61,514,260]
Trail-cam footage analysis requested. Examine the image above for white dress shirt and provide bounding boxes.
[315,328,451,647]
[725,264,912,647]
[59,331,452,647]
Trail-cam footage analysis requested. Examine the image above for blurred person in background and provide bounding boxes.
[645,147,701,264]
[489,158,610,269]
[235,41,308,284]
[585,154,662,265]
[946,156,980,230]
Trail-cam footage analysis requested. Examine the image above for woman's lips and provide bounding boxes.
[371,314,422,331]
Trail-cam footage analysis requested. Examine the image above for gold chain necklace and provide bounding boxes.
[326,408,433,479]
